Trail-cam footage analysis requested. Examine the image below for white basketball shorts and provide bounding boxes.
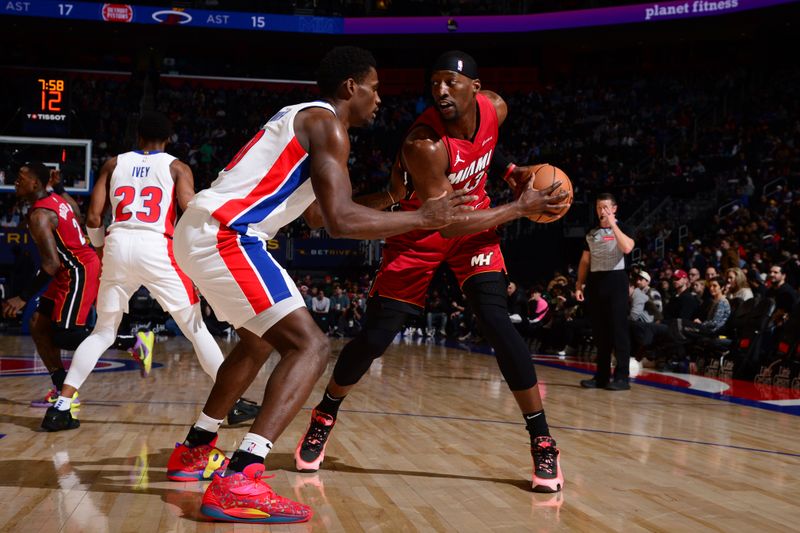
[97,227,200,314]
[173,207,304,336]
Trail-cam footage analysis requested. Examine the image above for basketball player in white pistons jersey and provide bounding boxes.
[48,112,258,429]
[170,46,475,524]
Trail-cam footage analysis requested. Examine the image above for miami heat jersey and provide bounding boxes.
[108,151,178,236]
[189,101,333,239]
[371,93,506,309]
[32,193,100,327]
[400,92,499,212]
[30,193,97,267]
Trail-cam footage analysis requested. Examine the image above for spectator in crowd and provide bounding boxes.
[766,264,798,324]
[630,269,700,361]
[691,279,707,300]
[300,285,312,308]
[629,277,654,323]
[635,270,662,321]
[525,286,549,350]
[719,238,740,270]
[665,270,702,322]
[747,270,768,300]
[426,290,448,337]
[311,289,331,333]
[724,267,754,302]
[527,286,549,325]
[329,286,350,335]
[0,207,20,227]
[686,277,731,334]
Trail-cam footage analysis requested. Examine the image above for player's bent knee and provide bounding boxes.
[302,330,330,374]
[29,313,50,339]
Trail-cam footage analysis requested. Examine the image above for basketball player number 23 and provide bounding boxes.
[114,186,163,223]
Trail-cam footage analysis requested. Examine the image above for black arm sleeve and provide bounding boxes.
[490,147,515,179]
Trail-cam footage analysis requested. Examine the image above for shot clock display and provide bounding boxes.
[24,76,69,135]
[38,78,65,113]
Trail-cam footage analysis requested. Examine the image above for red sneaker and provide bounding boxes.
[167,437,228,481]
[294,409,336,472]
[201,463,313,524]
[532,436,564,493]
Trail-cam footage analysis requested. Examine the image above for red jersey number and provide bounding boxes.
[114,186,162,223]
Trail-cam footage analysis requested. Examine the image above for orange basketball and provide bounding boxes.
[527,164,573,223]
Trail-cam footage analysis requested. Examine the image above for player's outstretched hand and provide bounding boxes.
[418,189,477,229]
[517,181,570,218]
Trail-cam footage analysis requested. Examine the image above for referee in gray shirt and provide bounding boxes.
[575,193,635,390]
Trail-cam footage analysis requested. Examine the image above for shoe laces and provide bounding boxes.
[533,438,558,475]
[246,472,309,514]
[303,413,334,453]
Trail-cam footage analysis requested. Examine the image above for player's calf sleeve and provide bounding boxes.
[464,273,538,391]
[170,303,225,380]
[62,311,123,390]
[332,300,409,387]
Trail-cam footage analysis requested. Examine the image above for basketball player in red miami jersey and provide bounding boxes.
[3,162,142,417]
[296,51,568,493]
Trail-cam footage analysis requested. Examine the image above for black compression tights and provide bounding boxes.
[462,272,538,390]
[332,299,411,387]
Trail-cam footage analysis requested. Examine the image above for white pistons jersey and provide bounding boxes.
[108,151,178,236]
[189,101,333,239]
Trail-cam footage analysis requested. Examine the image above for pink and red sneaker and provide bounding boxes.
[201,463,312,524]
[166,437,228,481]
[532,436,564,493]
[294,409,336,473]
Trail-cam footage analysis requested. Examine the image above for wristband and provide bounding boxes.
[20,269,52,301]
[87,226,105,247]
[502,163,517,182]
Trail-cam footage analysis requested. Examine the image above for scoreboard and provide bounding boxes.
[0,0,790,35]
[25,77,69,135]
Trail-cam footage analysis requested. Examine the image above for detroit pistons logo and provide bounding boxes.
[447,149,493,193]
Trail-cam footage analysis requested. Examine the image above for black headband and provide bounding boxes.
[431,50,478,79]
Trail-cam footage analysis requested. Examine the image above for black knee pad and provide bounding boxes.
[463,273,538,390]
[52,327,91,351]
[332,298,412,387]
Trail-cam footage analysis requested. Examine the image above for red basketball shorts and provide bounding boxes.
[40,253,100,328]
[369,228,506,310]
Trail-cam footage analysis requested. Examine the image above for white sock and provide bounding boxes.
[194,412,224,433]
[54,395,72,412]
[238,432,273,459]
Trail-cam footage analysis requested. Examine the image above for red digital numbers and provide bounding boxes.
[114,186,162,223]
[38,79,65,112]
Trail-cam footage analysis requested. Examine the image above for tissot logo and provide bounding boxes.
[151,9,192,24]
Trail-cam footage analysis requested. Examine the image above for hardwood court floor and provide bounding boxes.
[1,334,799,532]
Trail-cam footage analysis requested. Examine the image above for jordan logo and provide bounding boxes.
[454,150,465,166]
